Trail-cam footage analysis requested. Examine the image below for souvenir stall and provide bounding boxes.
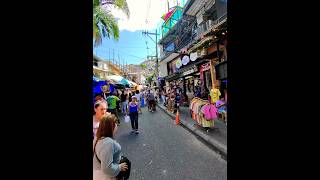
[93,76,115,103]
[189,97,218,131]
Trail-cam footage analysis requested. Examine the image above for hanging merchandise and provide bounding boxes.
[189,97,217,128]
[209,87,221,104]
[182,55,190,65]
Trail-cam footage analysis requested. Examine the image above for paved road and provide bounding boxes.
[114,106,227,180]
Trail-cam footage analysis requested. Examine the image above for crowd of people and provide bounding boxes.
[92,87,161,180]
[92,84,227,179]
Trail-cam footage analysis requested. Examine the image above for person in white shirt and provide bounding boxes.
[135,90,142,113]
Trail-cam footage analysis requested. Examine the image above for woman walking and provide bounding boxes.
[127,96,139,134]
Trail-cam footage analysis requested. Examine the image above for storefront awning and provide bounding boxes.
[165,58,210,81]
[187,36,213,54]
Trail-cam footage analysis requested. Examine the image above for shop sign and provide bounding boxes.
[190,52,198,61]
[175,58,182,68]
[165,42,175,52]
[182,66,198,76]
[182,55,190,65]
[207,45,217,55]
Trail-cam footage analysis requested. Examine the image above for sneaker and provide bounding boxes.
[149,109,152,112]
[131,130,135,133]
[135,130,139,134]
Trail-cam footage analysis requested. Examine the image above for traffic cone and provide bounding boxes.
[175,110,180,125]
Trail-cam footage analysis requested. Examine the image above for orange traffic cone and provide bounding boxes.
[175,110,180,125]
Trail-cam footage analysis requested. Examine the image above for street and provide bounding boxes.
[115,106,227,180]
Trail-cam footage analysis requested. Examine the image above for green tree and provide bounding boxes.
[93,0,130,46]
[140,63,147,69]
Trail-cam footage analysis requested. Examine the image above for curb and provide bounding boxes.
[157,104,227,160]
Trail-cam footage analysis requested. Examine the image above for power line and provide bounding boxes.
[98,48,147,60]
[112,46,147,49]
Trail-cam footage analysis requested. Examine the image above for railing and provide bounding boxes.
[195,13,227,40]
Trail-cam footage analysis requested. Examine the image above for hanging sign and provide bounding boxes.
[182,65,198,76]
[190,52,198,61]
[175,58,182,68]
[182,55,190,65]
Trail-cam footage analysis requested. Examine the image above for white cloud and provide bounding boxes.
[106,0,181,32]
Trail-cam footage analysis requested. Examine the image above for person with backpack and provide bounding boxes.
[147,90,156,112]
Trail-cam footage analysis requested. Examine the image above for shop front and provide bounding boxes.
[165,55,212,104]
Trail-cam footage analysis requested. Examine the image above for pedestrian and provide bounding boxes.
[135,90,142,113]
[120,90,128,115]
[106,92,121,125]
[174,92,181,113]
[93,100,109,140]
[93,114,129,180]
[147,90,156,112]
[161,90,166,104]
[127,96,140,134]
[167,94,175,113]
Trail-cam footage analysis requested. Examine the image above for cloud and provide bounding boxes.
[106,0,180,32]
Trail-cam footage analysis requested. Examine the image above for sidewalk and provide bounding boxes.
[157,102,227,159]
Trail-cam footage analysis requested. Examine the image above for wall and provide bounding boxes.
[159,60,168,77]
[216,0,227,18]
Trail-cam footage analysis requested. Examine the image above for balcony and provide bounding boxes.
[195,13,227,40]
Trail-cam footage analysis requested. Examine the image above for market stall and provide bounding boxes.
[189,97,217,130]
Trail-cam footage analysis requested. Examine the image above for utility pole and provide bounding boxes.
[145,41,149,60]
[118,54,120,69]
[142,29,159,86]
[123,58,125,73]
[113,49,115,65]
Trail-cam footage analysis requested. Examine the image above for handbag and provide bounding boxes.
[116,156,131,180]
[124,115,130,123]
[95,152,131,180]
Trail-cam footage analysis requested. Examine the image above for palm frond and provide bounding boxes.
[93,0,129,46]
[114,0,130,18]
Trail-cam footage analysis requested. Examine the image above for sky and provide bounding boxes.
[93,0,187,65]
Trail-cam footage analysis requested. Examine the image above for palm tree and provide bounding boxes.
[93,0,130,46]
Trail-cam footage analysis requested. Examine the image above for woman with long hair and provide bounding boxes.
[93,115,128,180]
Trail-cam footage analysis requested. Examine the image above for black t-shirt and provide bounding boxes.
[120,93,127,102]
[128,93,132,102]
